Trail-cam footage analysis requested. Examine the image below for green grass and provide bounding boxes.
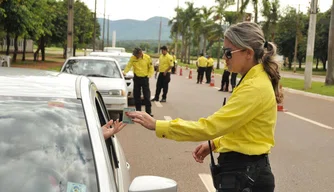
[47,66,62,72]
[281,77,334,97]
[281,67,327,76]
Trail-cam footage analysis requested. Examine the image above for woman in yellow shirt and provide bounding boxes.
[126,22,280,192]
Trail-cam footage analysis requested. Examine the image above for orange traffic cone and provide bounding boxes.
[210,73,215,87]
[179,68,183,76]
[277,84,287,112]
[188,70,192,79]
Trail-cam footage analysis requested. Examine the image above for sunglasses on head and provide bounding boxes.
[222,48,244,59]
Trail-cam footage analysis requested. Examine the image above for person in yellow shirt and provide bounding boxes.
[151,46,174,102]
[205,55,214,84]
[123,47,154,116]
[196,53,207,84]
[125,22,280,192]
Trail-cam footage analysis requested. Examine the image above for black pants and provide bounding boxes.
[216,152,275,192]
[221,70,230,91]
[197,67,206,83]
[206,66,213,83]
[133,75,151,114]
[154,72,171,100]
[230,73,237,90]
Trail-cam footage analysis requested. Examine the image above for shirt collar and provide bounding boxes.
[237,64,264,87]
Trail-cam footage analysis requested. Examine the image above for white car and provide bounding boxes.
[89,52,134,104]
[60,56,128,118]
[0,67,178,192]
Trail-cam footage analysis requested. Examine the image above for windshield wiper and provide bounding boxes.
[86,74,112,78]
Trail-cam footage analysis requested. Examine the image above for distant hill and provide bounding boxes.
[97,17,172,41]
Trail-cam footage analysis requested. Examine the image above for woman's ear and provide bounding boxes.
[246,49,254,60]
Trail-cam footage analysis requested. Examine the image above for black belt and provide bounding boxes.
[218,152,269,165]
[134,75,148,78]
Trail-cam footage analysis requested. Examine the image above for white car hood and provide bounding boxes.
[88,77,126,90]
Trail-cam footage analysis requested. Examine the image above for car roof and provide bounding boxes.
[0,67,83,98]
[67,56,119,61]
[89,52,132,57]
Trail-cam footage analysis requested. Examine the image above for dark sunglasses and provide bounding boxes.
[222,48,244,59]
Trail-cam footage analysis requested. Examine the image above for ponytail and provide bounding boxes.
[262,42,283,104]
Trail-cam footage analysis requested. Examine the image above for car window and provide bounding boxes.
[94,93,120,189]
[110,57,130,70]
[0,96,99,192]
[63,59,122,78]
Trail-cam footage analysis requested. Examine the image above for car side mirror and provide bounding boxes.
[129,175,177,192]
[125,72,134,79]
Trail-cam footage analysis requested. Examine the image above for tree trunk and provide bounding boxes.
[6,33,10,55]
[187,39,191,64]
[34,39,41,61]
[73,44,76,56]
[63,45,67,59]
[321,57,327,70]
[22,37,27,61]
[40,36,45,61]
[203,35,207,56]
[325,0,334,85]
[12,34,18,62]
[254,1,258,23]
[316,58,319,69]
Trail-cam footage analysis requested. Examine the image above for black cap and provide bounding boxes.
[132,47,142,56]
[160,45,168,50]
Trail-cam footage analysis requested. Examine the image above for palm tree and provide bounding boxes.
[169,7,183,59]
[199,6,215,56]
[210,0,234,69]
[261,0,280,42]
[325,0,334,85]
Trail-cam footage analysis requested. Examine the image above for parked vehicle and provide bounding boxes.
[0,67,178,192]
[60,56,128,119]
[89,52,135,105]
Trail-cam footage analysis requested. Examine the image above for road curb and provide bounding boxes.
[283,87,334,102]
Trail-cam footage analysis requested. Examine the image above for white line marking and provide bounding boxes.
[154,101,163,108]
[199,173,216,192]
[214,87,220,90]
[164,116,172,121]
[285,112,334,130]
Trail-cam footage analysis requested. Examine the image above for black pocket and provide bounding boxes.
[213,169,254,192]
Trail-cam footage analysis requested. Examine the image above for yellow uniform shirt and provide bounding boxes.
[207,58,214,67]
[158,53,174,72]
[155,64,276,155]
[197,56,207,67]
[124,54,154,77]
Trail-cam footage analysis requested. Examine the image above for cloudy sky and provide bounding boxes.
[80,0,332,21]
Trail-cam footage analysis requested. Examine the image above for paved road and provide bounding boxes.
[116,69,334,192]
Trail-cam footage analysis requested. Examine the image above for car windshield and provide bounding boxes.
[109,56,130,70]
[63,59,122,78]
[0,96,99,192]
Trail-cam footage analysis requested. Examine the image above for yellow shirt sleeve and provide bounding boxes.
[155,82,263,141]
[169,55,174,67]
[124,57,134,74]
[148,56,154,77]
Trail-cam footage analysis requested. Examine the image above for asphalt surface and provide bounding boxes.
[116,68,334,192]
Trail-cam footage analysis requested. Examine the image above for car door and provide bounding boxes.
[94,90,131,192]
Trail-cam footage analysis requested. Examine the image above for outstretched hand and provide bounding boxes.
[125,111,156,131]
[102,119,126,139]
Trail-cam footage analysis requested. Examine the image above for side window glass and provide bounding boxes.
[94,96,119,170]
